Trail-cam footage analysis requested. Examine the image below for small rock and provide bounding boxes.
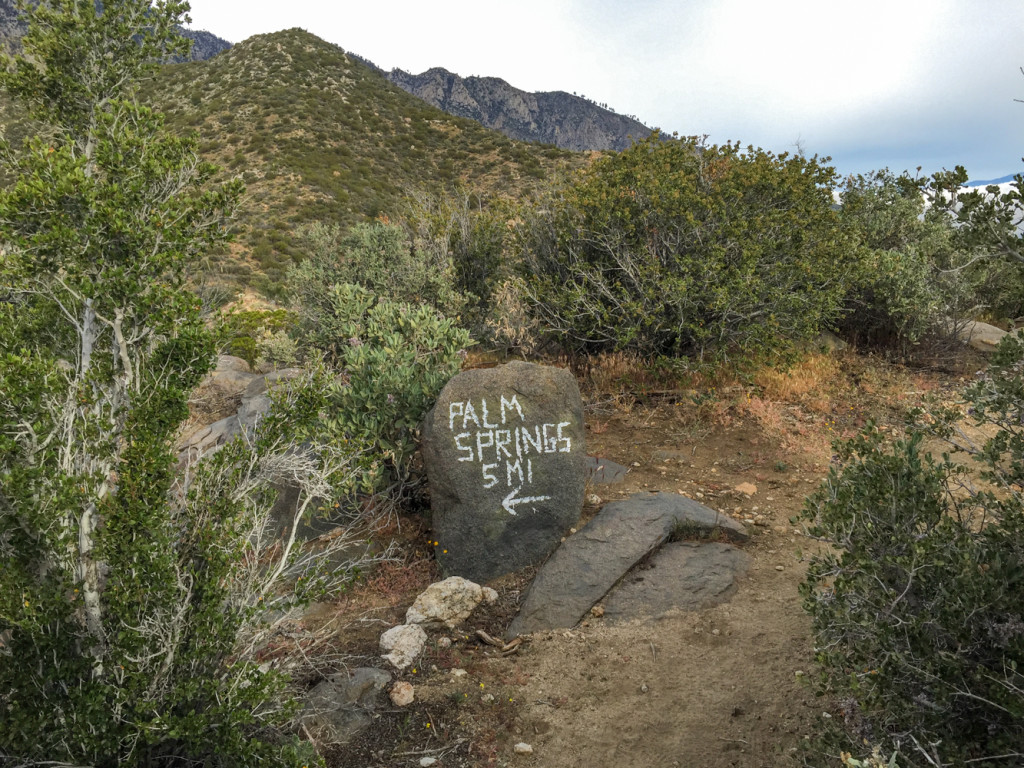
[632,461,641,467]
[590,605,605,618]
[451,668,468,678]
[640,683,649,693]
[390,681,415,707]
[735,482,757,496]
[406,576,488,629]
[482,693,495,704]
[482,587,499,604]
[380,624,427,670]
[514,742,534,755]
[586,493,602,506]
[437,636,453,650]
[298,668,391,745]
[420,758,438,767]
[775,565,784,571]
[711,628,720,636]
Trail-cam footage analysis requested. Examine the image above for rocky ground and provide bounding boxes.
[192,348,978,768]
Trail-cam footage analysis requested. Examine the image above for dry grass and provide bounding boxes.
[754,354,839,410]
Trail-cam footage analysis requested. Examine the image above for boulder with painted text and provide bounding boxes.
[422,361,586,583]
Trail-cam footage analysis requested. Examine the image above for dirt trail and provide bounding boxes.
[324,356,957,768]
[501,408,825,768]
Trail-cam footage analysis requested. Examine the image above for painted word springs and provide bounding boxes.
[447,395,572,515]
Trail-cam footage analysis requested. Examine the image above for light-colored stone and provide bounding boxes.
[952,319,1010,353]
[514,742,534,755]
[420,758,438,767]
[380,624,427,670]
[482,587,499,604]
[179,415,241,456]
[215,354,252,374]
[237,368,304,434]
[406,576,488,629]
[390,681,415,707]
[734,482,757,496]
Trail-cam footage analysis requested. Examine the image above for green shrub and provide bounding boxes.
[219,308,296,367]
[518,133,854,363]
[0,2,329,764]
[288,220,467,323]
[800,337,1024,765]
[837,170,990,350]
[928,168,1024,322]
[256,328,300,370]
[400,187,515,331]
[300,283,471,497]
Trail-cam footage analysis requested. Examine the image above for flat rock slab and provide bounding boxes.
[602,541,750,623]
[506,492,746,638]
[585,456,629,484]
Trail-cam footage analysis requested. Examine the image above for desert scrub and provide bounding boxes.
[518,133,854,362]
[799,338,1024,766]
[297,283,471,501]
[836,170,994,353]
[288,219,468,327]
[219,307,297,367]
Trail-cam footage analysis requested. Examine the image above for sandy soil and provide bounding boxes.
[501,407,826,768]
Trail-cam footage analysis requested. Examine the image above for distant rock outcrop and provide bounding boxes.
[177,27,232,62]
[385,66,654,152]
[0,0,230,61]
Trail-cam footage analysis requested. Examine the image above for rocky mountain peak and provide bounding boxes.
[385,66,653,152]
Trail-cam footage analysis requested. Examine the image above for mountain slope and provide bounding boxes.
[177,27,232,62]
[2,25,583,292]
[385,66,653,152]
[147,29,582,291]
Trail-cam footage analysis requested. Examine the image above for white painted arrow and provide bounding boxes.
[502,485,552,516]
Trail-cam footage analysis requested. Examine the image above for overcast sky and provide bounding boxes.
[184,0,1024,183]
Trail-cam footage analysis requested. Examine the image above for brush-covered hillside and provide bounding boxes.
[146,28,583,293]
